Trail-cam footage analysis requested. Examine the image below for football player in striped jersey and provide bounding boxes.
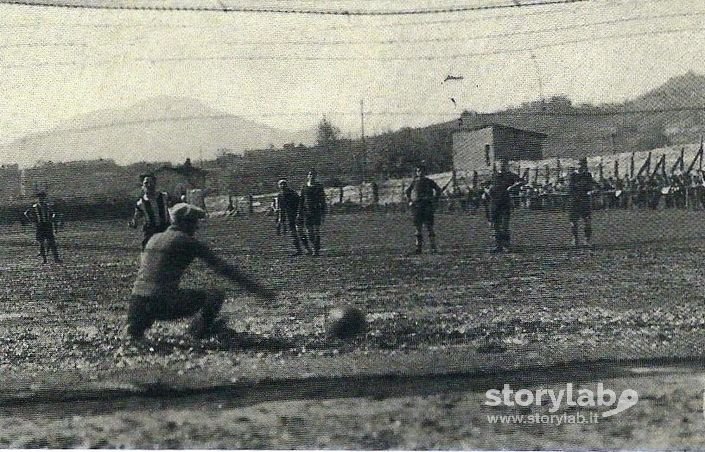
[24,191,62,264]
[128,174,171,250]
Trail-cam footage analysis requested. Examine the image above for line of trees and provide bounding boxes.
[317,117,454,181]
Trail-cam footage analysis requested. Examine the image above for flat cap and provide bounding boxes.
[169,202,206,224]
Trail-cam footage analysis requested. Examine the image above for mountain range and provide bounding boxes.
[3,72,705,167]
[450,71,705,159]
[0,96,316,167]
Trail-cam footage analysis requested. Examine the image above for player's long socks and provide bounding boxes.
[291,232,302,252]
[301,235,311,252]
[48,240,60,262]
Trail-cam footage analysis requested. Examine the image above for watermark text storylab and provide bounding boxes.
[484,383,638,424]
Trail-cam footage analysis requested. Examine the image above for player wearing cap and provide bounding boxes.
[24,191,62,264]
[569,157,599,247]
[405,165,442,254]
[126,203,277,340]
[128,174,171,250]
[277,179,311,256]
[298,170,326,256]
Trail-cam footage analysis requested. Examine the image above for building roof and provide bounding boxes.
[454,123,548,138]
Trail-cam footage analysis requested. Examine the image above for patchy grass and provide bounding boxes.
[2,209,705,448]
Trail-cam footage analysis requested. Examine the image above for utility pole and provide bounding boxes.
[530,53,544,107]
[360,99,367,183]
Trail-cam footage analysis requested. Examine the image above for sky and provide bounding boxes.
[0,0,704,146]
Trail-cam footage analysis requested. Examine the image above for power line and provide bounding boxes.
[0,41,87,48]
[0,0,593,15]
[477,105,705,117]
[0,8,700,51]
[0,0,616,29]
[0,23,701,69]
[314,0,680,32]
[0,0,682,41]
[216,11,705,47]
[22,105,705,136]
[131,25,705,62]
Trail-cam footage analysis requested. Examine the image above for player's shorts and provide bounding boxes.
[143,223,169,235]
[286,217,297,231]
[412,202,435,227]
[35,222,55,241]
[490,202,511,224]
[303,214,323,227]
[142,223,169,248]
[127,288,224,334]
[569,199,592,221]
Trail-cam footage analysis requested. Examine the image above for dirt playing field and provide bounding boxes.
[3,208,705,448]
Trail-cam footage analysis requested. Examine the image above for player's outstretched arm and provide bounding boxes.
[199,246,277,301]
[223,264,277,301]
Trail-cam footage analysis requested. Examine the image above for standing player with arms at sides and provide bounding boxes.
[298,170,327,256]
[24,191,62,264]
[405,165,443,254]
[128,174,171,250]
[569,157,599,247]
[127,203,277,340]
[489,159,524,253]
[277,179,312,256]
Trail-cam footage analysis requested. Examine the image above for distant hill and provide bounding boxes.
[415,71,705,161]
[0,96,316,167]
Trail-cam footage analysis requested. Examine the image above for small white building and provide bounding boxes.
[453,124,547,175]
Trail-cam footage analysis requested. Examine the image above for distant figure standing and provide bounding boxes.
[299,170,327,256]
[271,195,283,234]
[489,159,524,252]
[128,174,171,250]
[277,179,312,256]
[569,157,598,247]
[24,191,62,264]
[405,165,442,254]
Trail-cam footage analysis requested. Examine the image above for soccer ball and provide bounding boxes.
[326,306,367,340]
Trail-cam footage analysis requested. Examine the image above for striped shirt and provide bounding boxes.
[135,191,170,229]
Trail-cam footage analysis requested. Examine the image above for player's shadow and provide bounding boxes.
[144,329,293,353]
[207,330,293,352]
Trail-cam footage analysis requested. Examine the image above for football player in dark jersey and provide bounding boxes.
[405,165,443,254]
[298,170,327,256]
[568,157,599,247]
[127,203,276,340]
[277,179,312,256]
[489,160,524,252]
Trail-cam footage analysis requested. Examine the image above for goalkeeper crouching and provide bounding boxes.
[127,202,276,340]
